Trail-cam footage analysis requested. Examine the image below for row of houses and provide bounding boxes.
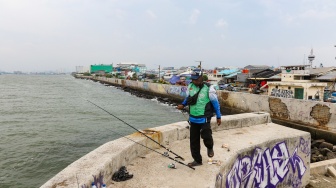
[75,62,336,102]
[230,64,336,102]
[205,62,335,102]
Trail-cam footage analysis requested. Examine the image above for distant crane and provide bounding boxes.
[308,48,315,68]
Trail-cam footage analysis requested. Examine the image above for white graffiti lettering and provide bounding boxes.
[226,141,306,188]
[168,86,181,95]
[271,88,294,98]
[168,86,187,97]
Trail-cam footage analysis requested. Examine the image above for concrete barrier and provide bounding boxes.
[41,113,310,188]
[81,76,336,132]
[310,158,336,175]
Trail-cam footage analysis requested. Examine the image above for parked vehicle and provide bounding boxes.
[218,83,236,91]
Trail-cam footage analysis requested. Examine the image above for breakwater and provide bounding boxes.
[77,76,336,135]
[42,112,312,188]
[40,75,336,187]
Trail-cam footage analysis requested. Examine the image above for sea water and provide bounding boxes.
[0,75,185,187]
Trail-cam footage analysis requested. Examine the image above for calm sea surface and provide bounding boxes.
[0,75,186,188]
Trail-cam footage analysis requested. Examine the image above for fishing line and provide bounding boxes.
[182,112,190,123]
[109,128,195,170]
[86,99,185,161]
[180,108,191,127]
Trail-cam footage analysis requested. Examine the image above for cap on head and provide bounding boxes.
[190,69,202,80]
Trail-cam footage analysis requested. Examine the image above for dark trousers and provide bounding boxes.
[189,120,213,163]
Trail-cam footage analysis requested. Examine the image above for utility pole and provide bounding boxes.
[158,65,161,81]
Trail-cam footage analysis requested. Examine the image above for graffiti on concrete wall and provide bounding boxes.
[157,84,167,94]
[271,88,294,98]
[143,82,149,90]
[226,141,307,188]
[168,86,188,97]
[299,137,310,157]
[125,80,138,87]
[215,173,223,188]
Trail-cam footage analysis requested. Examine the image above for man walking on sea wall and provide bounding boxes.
[177,69,221,167]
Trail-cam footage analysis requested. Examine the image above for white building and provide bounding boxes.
[76,66,90,73]
[267,65,327,100]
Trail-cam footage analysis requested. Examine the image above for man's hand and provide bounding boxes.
[217,118,221,126]
[176,104,184,110]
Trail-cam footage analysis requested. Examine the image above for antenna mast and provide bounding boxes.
[308,48,315,68]
[195,60,202,70]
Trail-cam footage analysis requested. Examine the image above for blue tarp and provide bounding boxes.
[169,75,192,85]
[224,71,240,78]
[218,68,239,75]
[169,75,180,84]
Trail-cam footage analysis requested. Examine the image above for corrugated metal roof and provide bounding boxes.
[307,67,336,75]
[315,72,336,80]
[224,72,239,78]
[251,69,281,78]
[268,73,281,79]
[244,65,270,69]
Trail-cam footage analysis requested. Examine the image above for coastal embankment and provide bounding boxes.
[79,76,336,142]
[40,76,336,187]
[41,112,312,187]
[85,76,336,165]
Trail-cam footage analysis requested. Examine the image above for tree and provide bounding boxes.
[202,74,208,81]
[147,74,156,79]
[132,73,137,80]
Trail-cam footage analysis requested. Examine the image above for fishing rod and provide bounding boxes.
[109,128,195,170]
[86,99,185,161]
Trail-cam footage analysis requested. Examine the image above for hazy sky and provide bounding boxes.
[1,0,336,72]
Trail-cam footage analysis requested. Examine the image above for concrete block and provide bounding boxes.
[310,158,336,175]
[240,112,270,127]
[218,116,241,130]
[213,112,271,132]
[327,166,336,178]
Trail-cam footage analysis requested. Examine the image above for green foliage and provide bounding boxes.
[158,79,168,84]
[202,74,208,81]
[106,73,113,78]
[83,72,91,76]
[147,74,156,79]
[131,73,137,80]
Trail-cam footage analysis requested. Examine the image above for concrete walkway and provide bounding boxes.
[107,122,310,188]
[308,159,336,188]
[41,113,311,188]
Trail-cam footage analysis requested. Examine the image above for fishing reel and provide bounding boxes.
[181,106,189,113]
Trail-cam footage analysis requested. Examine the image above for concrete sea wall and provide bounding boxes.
[84,76,336,132]
[41,113,311,187]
